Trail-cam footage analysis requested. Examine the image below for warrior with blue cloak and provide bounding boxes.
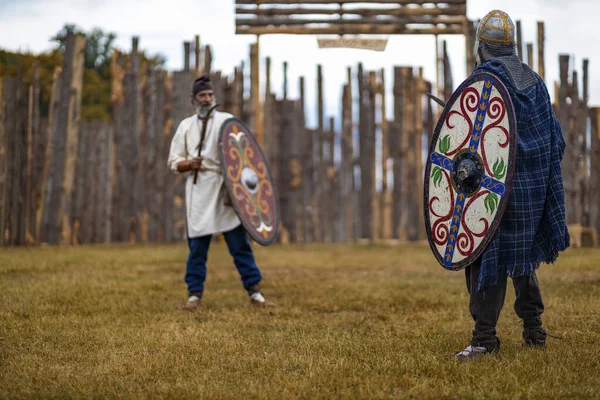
[454,10,570,360]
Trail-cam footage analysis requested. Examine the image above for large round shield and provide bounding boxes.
[424,72,517,270]
[219,118,280,246]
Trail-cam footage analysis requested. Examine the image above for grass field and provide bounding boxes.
[1,242,599,399]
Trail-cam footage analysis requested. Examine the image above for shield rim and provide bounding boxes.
[423,72,517,271]
[218,118,280,246]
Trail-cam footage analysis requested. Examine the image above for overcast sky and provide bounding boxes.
[0,0,598,128]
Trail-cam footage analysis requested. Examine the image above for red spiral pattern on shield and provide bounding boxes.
[444,87,479,156]
[430,169,454,246]
[457,190,490,256]
[221,120,278,245]
[480,97,509,177]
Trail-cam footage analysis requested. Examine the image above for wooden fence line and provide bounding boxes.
[0,30,598,246]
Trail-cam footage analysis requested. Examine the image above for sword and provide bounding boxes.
[427,93,447,108]
[193,103,220,185]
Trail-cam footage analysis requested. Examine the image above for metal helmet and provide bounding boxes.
[476,10,516,45]
[473,10,535,91]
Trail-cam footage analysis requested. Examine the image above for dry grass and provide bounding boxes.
[1,242,599,399]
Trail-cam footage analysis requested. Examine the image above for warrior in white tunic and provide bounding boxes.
[167,75,274,310]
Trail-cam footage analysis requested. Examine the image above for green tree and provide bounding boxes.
[1,24,167,122]
[51,24,116,74]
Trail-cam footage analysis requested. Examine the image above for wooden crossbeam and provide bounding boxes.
[236,0,466,4]
[236,16,465,26]
[236,25,464,35]
[235,1,467,35]
[235,5,466,16]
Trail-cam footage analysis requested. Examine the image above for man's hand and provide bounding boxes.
[177,157,203,172]
[189,157,203,170]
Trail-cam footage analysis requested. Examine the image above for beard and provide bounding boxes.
[195,99,216,118]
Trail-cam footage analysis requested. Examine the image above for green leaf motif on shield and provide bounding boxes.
[438,135,451,154]
[492,158,507,180]
[432,166,443,188]
[484,193,499,214]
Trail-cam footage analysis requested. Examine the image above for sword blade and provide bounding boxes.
[427,93,447,108]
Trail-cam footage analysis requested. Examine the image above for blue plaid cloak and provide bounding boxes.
[472,61,570,291]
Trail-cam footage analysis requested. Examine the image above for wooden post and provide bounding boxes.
[159,73,173,242]
[250,41,262,146]
[0,77,4,245]
[25,78,34,243]
[425,80,435,149]
[38,66,62,243]
[567,67,583,231]
[195,35,201,73]
[580,59,590,228]
[183,41,191,72]
[110,37,143,244]
[299,76,312,242]
[71,120,90,245]
[299,76,305,112]
[557,55,574,224]
[108,51,125,242]
[38,32,86,245]
[60,33,86,245]
[526,43,534,69]
[391,67,403,239]
[293,100,305,242]
[368,71,379,241]
[465,18,476,76]
[168,66,194,242]
[316,63,324,242]
[239,61,247,122]
[380,68,392,240]
[358,65,376,240]
[97,123,113,243]
[590,107,600,245]
[1,76,28,245]
[537,22,545,81]
[341,67,353,242]
[264,57,274,182]
[398,66,417,241]
[570,66,583,228]
[232,67,241,118]
[265,57,272,101]
[583,59,589,106]
[342,66,357,242]
[327,116,336,242]
[142,68,165,243]
[83,123,99,243]
[516,20,523,61]
[283,61,288,100]
[133,37,144,243]
[265,59,279,191]
[26,63,41,244]
[435,36,442,99]
[204,45,212,74]
[277,95,305,243]
[415,68,425,240]
[278,98,291,243]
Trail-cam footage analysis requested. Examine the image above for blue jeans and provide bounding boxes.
[185,224,262,295]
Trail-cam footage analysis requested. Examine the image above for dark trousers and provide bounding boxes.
[185,224,262,295]
[466,258,545,350]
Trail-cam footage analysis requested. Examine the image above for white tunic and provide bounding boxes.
[167,111,241,238]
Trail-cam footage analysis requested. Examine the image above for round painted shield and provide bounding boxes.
[424,73,517,270]
[219,118,280,246]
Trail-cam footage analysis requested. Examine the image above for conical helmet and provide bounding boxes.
[476,10,515,45]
